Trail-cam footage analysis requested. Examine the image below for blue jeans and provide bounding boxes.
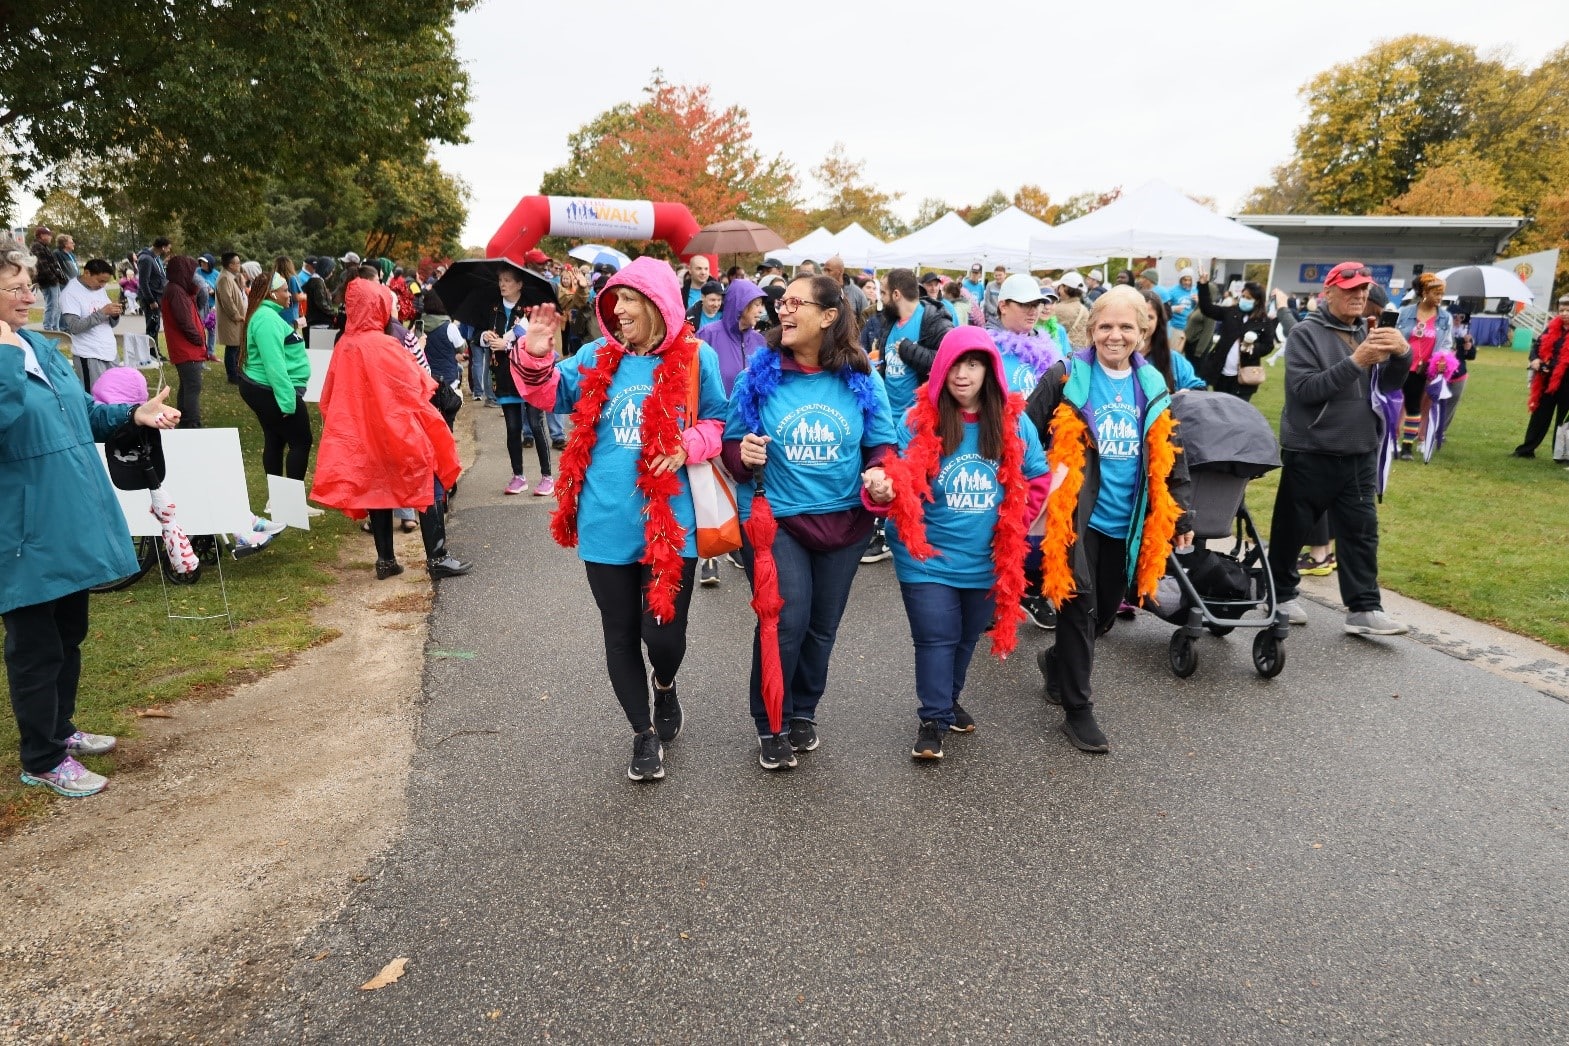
[469,348,491,401]
[899,582,994,726]
[547,411,566,442]
[41,285,62,330]
[742,525,869,735]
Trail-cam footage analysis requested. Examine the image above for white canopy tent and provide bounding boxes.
[867,212,975,268]
[1032,180,1280,281]
[826,222,885,269]
[773,226,836,266]
[903,206,1103,272]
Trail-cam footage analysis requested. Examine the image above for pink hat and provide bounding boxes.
[92,366,149,405]
[926,326,1009,408]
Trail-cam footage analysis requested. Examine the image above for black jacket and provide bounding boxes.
[303,274,335,326]
[1196,281,1277,383]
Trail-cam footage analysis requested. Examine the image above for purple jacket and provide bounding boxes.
[696,278,767,394]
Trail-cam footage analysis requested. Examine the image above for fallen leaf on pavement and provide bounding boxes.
[360,957,408,990]
[487,1010,501,1020]
[312,951,330,962]
[135,708,175,718]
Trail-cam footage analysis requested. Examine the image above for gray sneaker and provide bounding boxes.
[1344,610,1408,636]
[1277,599,1308,625]
[65,730,117,756]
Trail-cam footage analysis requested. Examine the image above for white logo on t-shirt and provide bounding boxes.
[937,453,999,512]
[607,383,651,448]
[777,403,851,466]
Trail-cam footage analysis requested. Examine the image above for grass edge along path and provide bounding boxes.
[1243,345,1567,653]
[1,339,357,832]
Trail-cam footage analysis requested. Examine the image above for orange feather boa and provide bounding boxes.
[884,388,1031,659]
[1039,398,1182,606]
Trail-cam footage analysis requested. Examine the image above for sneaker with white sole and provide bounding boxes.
[252,515,287,536]
[628,728,665,781]
[20,756,107,797]
[504,475,528,495]
[1277,599,1308,625]
[758,733,796,770]
[65,730,117,756]
[533,476,556,497]
[699,558,720,586]
[1344,610,1408,636]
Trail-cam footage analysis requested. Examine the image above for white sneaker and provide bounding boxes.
[1277,599,1308,626]
[65,730,117,756]
[252,515,287,535]
[1344,610,1408,636]
[20,756,107,797]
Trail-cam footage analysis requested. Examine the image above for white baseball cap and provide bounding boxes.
[1057,271,1087,293]
[998,273,1046,305]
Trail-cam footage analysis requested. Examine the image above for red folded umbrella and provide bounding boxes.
[744,476,786,735]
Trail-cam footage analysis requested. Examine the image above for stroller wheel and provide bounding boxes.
[1252,631,1286,678]
[1168,632,1198,678]
[1206,624,1234,637]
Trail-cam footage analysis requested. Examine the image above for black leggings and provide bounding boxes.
[501,402,552,477]
[584,559,696,733]
[367,501,447,562]
[239,377,313,480]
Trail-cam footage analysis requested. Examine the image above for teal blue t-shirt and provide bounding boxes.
[550,340,729,564]
[998,350,1054,400]
[888,414,1048,588]
[1087,360,1142,539]
[881,311,924,421]
[724,367,896,521]
[697,309,721,329]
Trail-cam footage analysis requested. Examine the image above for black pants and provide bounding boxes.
[3,589,90,774]
[368,501,447,563]
[584,559,697,733]
[1050,528,1128,716]
[223,344,242,384]
[1267,449,1382,611]
[175,360,204,428]
[141,298,162,344]
[1515,384,1569,455]
[500,402,551,477]
[239,377,313,480]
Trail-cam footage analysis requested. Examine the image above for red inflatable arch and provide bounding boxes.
[487,195,714,272]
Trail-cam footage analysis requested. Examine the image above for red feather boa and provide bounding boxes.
[550,328,699,623]
[884,388,1032,659]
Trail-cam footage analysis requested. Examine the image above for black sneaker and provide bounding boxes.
[1021,595,1057,630]
[628,728,665,781]
[950,703,975,733]
[758,733,797,770]
[1061,713,1109,753]
[375,558,404,580]
[427,554,472,579]
[787,718,818,752]
[1037,646,1063,705]
[551,438,568,451]
[1397,445,1414,461]
[522,436,535,448]
[652,672,682,742]
[699,558,720,587]
[725,550,745,570]
[912,721,945,760]
[860,533,892,564]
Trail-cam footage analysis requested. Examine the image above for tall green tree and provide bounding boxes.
[2,1,475,242]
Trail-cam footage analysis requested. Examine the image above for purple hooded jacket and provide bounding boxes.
[695,278,767,394]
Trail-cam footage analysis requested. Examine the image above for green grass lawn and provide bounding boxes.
[1,344,354,827]
[1242,345,1568,651]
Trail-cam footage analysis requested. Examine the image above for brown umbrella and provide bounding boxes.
[682,220,789,257]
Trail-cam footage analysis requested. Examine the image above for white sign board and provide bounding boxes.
[547,196,656,241]
[307,326,337,351]
[1498,248,1560,308]
[304,348,332,402]
[266,475,312,530]
[98,429,253,538]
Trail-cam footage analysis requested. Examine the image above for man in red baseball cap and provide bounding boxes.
[1264,260,1413,636]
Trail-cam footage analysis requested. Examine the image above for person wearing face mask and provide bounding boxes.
[482,264,555,496]
[1195,270,1277,399]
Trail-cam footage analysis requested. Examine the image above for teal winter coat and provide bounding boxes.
[0,330,139,614]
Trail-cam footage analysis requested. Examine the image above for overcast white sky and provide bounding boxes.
[438,0,1568,247]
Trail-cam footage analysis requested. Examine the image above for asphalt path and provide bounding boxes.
[251,404,1569,1043]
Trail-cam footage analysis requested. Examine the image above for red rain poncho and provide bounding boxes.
[310,280,461,518]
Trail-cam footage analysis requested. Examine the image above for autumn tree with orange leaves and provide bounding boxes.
[539,72,799,259]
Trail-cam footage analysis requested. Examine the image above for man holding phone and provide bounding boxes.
[1266,261,1412,636]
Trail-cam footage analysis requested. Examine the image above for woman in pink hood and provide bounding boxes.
[515,257,728,784]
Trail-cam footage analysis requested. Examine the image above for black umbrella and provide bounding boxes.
[431,258,556,332]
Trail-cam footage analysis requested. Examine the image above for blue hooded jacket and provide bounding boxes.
[696,279,767,394]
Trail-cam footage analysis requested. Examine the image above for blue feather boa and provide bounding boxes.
[734,348,880,435]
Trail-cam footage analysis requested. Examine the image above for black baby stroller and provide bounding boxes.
[1147,391,1290,679]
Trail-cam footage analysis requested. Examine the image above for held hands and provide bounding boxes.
[739,433,770,470]
[133,386,181,429]
[861,466,894,505]
[648,442,688,476]
[522,303,561,358]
